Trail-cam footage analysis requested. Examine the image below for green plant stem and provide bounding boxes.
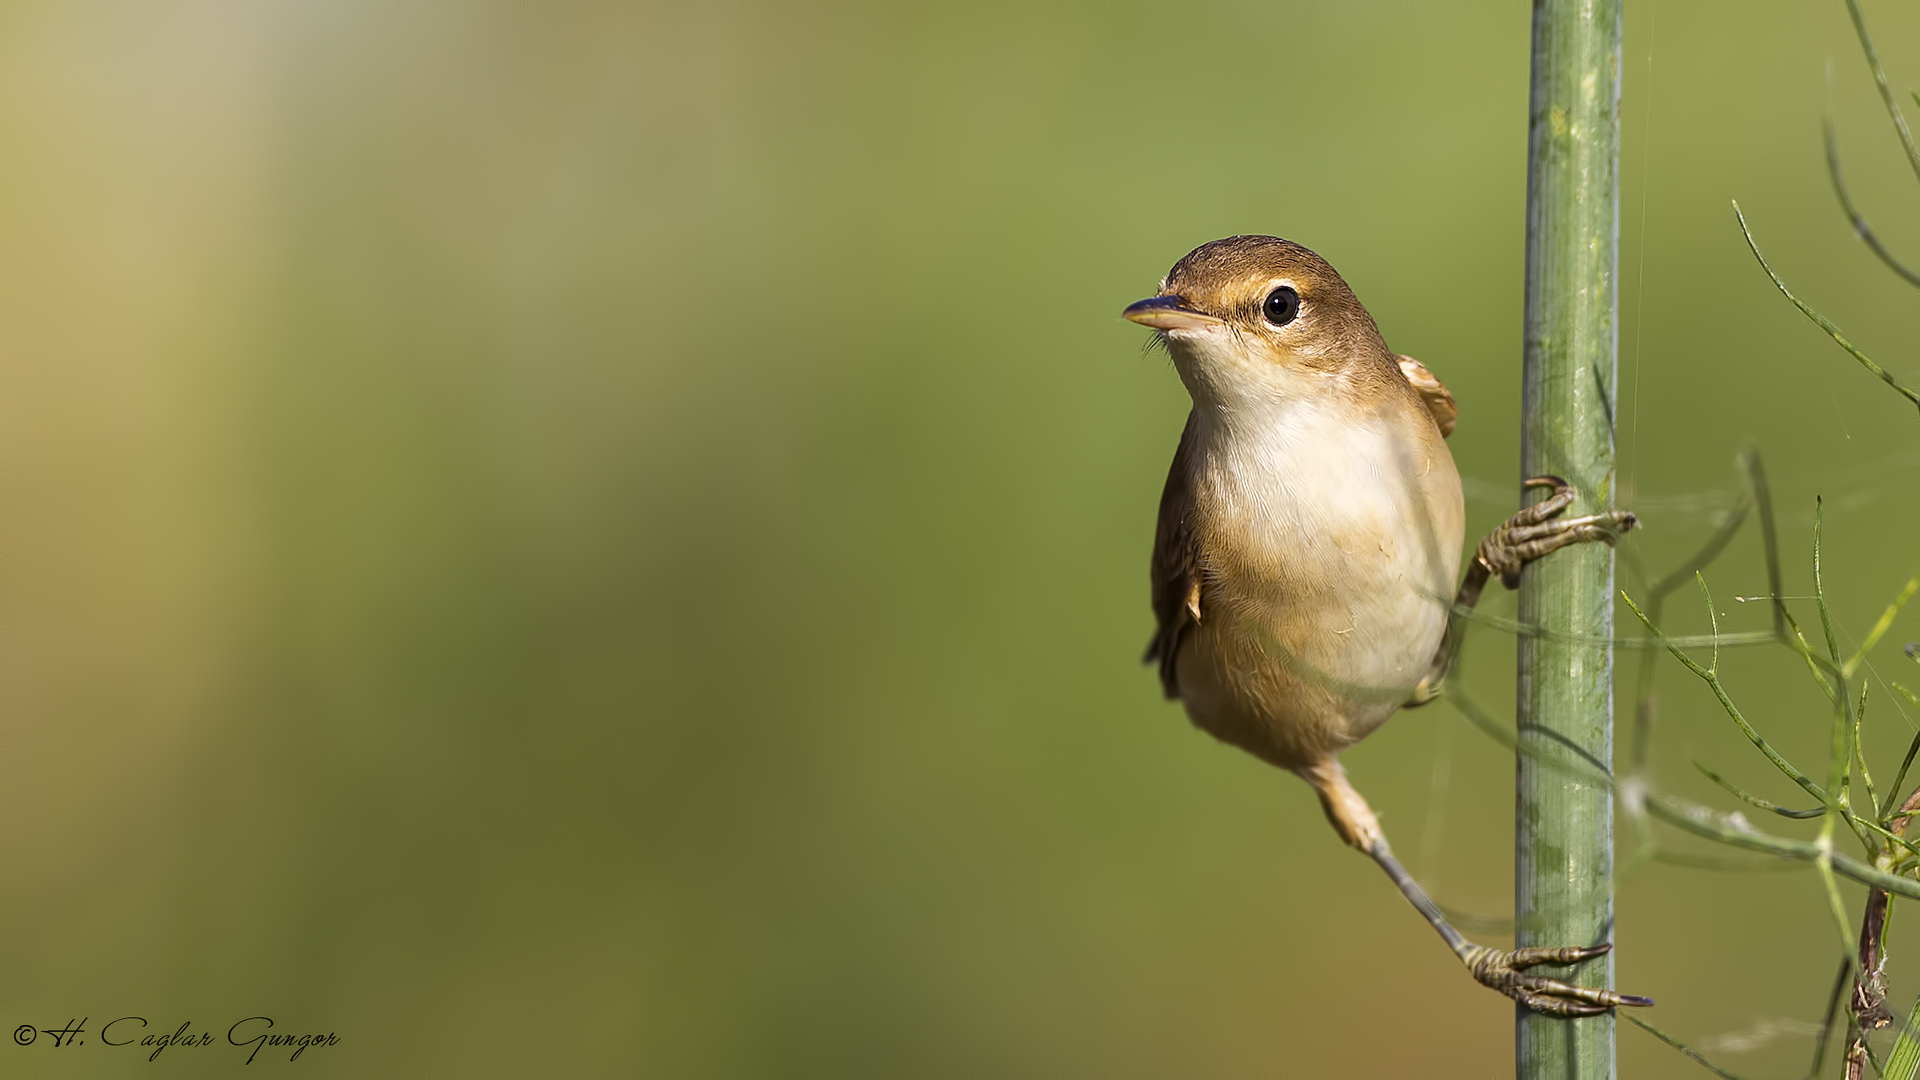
[1845,576,1920,680]
[1646,795,1920,900]
[1843,0,1920,189]
[1733,201,1920,412]
[1516,3,1621,1076]
[1450,598,1777,649]
[1824,116,1920,288]
[1623,1014,1755,1079]
[1623,593,1834,809]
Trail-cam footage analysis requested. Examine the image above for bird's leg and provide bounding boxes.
[1408,476,1637,705]
[1296,759,1654,1016]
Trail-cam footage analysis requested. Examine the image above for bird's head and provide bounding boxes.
[1124,235,1391,411]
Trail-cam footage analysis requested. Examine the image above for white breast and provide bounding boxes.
[1190,390,1464,741]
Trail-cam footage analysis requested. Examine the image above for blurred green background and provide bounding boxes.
[3,1,1920,1075]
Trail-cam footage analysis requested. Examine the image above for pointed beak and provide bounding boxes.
[1122,294,1223,332]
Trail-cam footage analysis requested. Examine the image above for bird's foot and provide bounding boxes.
[1460,943,1654,1017]
[1477,476,1637,588]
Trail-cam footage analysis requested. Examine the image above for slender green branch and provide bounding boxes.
[1815,842,1862,961]
[1845,575,1920,679]
[1884,728,1920,821]
[1811,501,1866,859]
[1448,689,1517,752]
[1824,116,1920,288]
[1448,691,1614,789]
[1446,600,1776,650]
[1843,0,1920,189]
[1699,573,1721,675]
[1622,1014,1756,1080]
[1782,604,1842,703]
[1648,794,1920,900]
[1852,814,1920,862]
[1812,956,1852,1080]
[1648,498,1752,602]
[1743,450,1789,642]
[1812,499,1858,845]
[1689,755,1920,858]
[1859,1026,1889,1079]
[1649,847,1812,873]
[1856,683,1880,814]
[1631,482,1758,813]
[1694,761,1823,819]
[1624,592,1832,806]
[1815,499,1841,668]
[1732,201,1920,412]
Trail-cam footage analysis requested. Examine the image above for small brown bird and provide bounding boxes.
[1125,235,1648,1016]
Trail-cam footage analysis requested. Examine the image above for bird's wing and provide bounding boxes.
[1145,410,1203,699]
[1396,355,1457,438]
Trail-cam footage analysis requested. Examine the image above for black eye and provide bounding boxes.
[1263,286,1300,327]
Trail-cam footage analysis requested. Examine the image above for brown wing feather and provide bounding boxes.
[1395,354,1457,438]
[1145,410,1203,699]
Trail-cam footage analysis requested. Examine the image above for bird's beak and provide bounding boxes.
[1123,294,1223,331]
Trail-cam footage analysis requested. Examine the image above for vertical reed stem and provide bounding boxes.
[1517,2,1623,1076]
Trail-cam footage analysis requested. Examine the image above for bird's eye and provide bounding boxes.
[1263,286,1300,327]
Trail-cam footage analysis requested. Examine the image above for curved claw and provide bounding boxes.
[1513,990,1614,1018]
[1508,944,1612,968]
[1462,943,1654,1016]
[1476,478,1640,587]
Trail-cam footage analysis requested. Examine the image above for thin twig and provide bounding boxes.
[1447,601,1776,650]
[1845,577,1920,680]
[1842,0,1920,189]
[1814,955,1853,1080]
[1634,490,1755,782]
[1858,684,1881,817]
[1647,794,1920,901]
[1649,498,1753,602]
[1624,1013,1757,1080]
[1882,729,1920,821]
[1745,450,1789,643]
[1624,593,1833,807]
[1651,847,1820,873]
[1695,761,1824,819]
[1824,116,1920,287]
[1732,201,1920,412]
[1816,851,1863,970]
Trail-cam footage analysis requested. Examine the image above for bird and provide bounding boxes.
[1123,234,1648,1016]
